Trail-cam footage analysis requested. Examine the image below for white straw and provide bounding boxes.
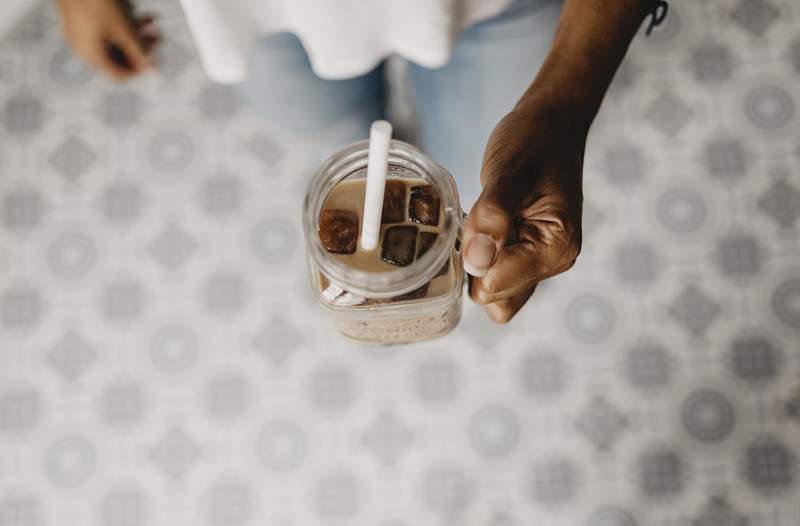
[360,120,393,251]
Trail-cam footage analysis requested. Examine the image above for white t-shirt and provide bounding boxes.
[178,0,513,83]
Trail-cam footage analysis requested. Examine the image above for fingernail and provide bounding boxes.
[463,234,496,277]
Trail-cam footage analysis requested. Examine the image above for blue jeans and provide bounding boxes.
[237,0,562,207]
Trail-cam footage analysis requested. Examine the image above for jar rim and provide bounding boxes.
[303,140,462,299]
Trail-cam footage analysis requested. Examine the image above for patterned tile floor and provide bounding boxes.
[1,0,799,525]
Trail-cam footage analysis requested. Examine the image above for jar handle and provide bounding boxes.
[455,208,467,255]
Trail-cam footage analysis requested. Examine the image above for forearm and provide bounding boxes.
[516,0,650,128]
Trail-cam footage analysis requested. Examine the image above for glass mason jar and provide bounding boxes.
[302,139,465,344]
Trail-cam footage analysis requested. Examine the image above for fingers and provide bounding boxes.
[139,34,161,53]
[135,12,161,51]
[484,284,537,324]
[462,184,514,277]
[81,38,135,80]
[471,251,573,304]
[136,14,157,27]
[469,221,579,304]
[136,15,162,57]
[108,16,152,75]
[82,10,157,81]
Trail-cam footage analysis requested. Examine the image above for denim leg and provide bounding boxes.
[237,32,386,158]
[409,0,562,209]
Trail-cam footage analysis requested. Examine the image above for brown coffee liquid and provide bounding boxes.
[320,177,455,300]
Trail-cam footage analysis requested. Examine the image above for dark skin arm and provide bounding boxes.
[463,0,653,323]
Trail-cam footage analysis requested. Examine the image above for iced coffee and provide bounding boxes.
[303,140,464,344]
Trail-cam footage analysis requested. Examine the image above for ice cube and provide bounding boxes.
[381,179,406,223]
[381,225,418,266]
[416,231,437,258]
[409,185,441,226]
[319,209,359,254]
[417,231,448,277]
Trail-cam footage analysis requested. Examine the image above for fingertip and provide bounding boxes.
[467,279,495,306]
[106,69,132,82]
[485,302,513,324]
[141,35,162,57]
[462,192,513,276]
[100,58,143,81]
[137,13,158,26]
[473,288,494,306]
[131,51,151,72]
[112,35,150,73]
[463,234,497,277]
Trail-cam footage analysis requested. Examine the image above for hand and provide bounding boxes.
[56,0,160,81]
[462,104,585,323]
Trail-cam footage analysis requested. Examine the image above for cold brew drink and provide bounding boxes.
[303,140,464,344]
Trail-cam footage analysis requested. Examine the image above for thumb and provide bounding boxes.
[462,182,514,277]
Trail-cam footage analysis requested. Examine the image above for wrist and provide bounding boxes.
[514,0,648,130]
[513,86,594,140]
[517,46,617,127]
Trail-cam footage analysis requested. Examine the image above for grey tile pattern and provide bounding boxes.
[1,1,799,525]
